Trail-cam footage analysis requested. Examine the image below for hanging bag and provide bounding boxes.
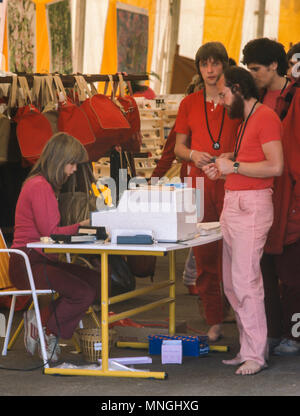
[56,74,96,151]
[41,75,59,134]
[0,75,21,164]
[114,73,141,152]
[78,75,131,149]
[15,76,53,165]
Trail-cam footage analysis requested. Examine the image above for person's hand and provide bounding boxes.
[79,219,90,226]
[218,152,234,160]
[202,163,221,180]
[215,158,234,175]
[191,150,213,168]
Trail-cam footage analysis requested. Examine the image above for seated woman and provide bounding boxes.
[9,132,101,362]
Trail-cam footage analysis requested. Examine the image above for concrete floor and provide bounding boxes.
[0,249,299,399]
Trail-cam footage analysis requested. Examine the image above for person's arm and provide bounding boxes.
[215,140,283,177]
[175,133,212,168]
[31,182,82,236]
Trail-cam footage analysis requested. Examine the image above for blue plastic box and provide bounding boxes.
[148,334,209,357]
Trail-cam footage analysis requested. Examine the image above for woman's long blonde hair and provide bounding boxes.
[27,132,88,193]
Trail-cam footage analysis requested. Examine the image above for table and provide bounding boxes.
[28,231,222,379]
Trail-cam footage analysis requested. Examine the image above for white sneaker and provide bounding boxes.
[24,310,39,355]
[38,328,61,362]
[273,338,300,356]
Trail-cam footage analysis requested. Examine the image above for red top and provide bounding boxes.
[12,175,79,252]
[263,89,282,111]
[265,81,300,253]
[175,90,241,155]
[151,125,188,181]
[225,105,282,191]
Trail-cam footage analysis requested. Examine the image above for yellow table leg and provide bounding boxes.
[168,251,176,336]
[101,252,109,372]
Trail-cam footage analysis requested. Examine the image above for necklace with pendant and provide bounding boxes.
[203,88,225,150]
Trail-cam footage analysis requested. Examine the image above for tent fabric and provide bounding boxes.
[278,0,300,50]
[0,0,299,93]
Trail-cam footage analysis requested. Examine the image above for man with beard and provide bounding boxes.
[203,66,283,375]
[174,42,240,342]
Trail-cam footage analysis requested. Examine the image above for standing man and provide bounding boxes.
[174,42,240,341]
[242,38,300,355]
[203,66,283,375]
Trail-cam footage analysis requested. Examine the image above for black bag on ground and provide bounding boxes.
[109,255,136,296]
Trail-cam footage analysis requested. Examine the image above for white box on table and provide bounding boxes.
[91,186,203,243]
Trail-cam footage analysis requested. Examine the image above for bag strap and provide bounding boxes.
[8,74,18,110]
[74,75,93,101]
[90,82,98,96]
[108,74,126,113]
[53,74,67,103]
[18,76,32,106]
[117,73,126,97]
[31,76,42,108]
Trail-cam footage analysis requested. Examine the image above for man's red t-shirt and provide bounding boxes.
[175,90,240,156]
[225,104,282,191]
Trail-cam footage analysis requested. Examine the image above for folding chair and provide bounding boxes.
[0,229,101,360]
[0,229,52,367]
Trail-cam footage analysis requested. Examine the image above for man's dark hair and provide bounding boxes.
[287,42,300,61]
[195,42,228,79]
[242,38,288,76]
[224,66,260,100]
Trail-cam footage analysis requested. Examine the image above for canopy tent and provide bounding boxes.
[0,0,299,94]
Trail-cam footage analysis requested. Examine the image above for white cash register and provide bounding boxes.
[91,186,203,243]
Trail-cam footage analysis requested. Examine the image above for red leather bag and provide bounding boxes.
[14,76,53,166]
[114,74,141,153]
[74,75,135,161]
[56,75,96,153]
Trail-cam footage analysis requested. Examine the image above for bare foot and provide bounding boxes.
[235,360,267,375]
[222,354,243,366]
[207,324,222,342]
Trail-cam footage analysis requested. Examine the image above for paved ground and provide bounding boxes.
[0,249,299,404]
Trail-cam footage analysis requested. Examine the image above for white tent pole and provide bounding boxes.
[165,0,181,94]
[256,0,266,37]
[73,0,86,73]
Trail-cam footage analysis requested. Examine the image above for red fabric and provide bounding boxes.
[12,175,79,253]
[133,87,156,100]
[175,90,241,154]
[15,105,53,165]
[225,105,282,191]
[151,125,188,181]
[263,89,282,111]
[265,83,300,253]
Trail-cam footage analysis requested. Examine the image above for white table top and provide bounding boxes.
[27,232,222,253]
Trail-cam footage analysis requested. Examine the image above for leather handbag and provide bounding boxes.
[14,76,53,166]
[56,75,96,154]
[114,73,141,153]
[77,75,131,159]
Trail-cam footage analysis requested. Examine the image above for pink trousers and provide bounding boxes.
[220,188,273,366]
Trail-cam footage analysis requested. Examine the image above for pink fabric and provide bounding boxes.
[220,188,274,366]
[12,175,79,253]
